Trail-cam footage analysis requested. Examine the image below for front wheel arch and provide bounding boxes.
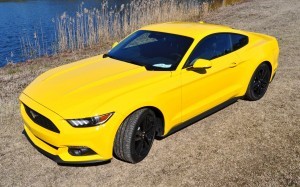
[113,107,162,163]
[146,106,165,137]
[120,106,165,137]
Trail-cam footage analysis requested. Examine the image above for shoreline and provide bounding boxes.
[1,0,244,69]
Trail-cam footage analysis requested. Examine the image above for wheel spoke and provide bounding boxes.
[143,115,155,133]
[143,138,150,149]
[257,70,262,79]
[136,130,143,136]
[135,141,144,155]
[254,68,270,96]
[261,80,268,88]
[144,116,153,128]
[261,69,266,79]
[262,69,268,79]
[253,82,260,93]
[132,111,157,159]
[144,134,151,145]
[253,82,260,88]
[259,87,265,94]
[145,125,154,134]
[135,135,143,141]
[256,86,261,95]
[253,82,261,94]
[135,130,143,141]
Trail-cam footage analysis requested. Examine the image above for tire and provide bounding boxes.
[114,108,157,163]
[245,63,271,101]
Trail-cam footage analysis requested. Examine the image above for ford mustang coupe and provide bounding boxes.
[20,22,279,164]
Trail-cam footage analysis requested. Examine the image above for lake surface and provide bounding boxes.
[0,0,212,67]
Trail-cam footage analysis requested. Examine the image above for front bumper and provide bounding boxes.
[23,129,110,165]
[20,93,120,164]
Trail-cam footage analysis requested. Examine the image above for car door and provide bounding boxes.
[181,33,243,122]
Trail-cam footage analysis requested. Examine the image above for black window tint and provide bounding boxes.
[108,30,194,71]
[186,33,232,66]
[231,34,248,51]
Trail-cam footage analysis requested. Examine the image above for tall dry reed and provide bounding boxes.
[55,0,217,52]
[20,0,242,60]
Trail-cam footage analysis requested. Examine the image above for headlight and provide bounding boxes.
[67,112,114,127]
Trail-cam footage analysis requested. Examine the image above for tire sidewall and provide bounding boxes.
[246,63,271,101]
[130,109,156,163]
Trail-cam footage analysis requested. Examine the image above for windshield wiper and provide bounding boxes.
[114,57,145,67]
[103,53,123,62]
[125,60,145,67]
[144,66,168,71]
[103,54,147,69]
[103,53,112,58]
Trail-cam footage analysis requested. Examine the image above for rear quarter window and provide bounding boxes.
[231,34,249,51]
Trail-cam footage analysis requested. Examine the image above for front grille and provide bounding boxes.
[24,104,60,133]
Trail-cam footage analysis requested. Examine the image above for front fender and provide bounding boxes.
[93,80,181,138]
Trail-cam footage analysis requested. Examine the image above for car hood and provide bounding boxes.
[23,55,171,118]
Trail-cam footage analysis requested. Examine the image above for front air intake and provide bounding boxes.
[23,104,60,133]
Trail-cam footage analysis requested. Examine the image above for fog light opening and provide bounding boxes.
[68,147,96,156]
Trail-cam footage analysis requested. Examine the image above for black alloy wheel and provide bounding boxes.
[133,112,156,160]
[245,63,271,101]
[114,108,157,163]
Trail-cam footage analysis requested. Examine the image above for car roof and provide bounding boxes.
[140,22,238,39]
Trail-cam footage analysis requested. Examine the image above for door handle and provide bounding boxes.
[229,62,237,68]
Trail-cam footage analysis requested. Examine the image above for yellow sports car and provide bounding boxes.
[20,22,279,164]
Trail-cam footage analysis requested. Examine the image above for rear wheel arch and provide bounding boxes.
[263,60,272,76]
[239,59,273,96]
[244,62,272,101]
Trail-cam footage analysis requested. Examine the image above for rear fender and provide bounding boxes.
[236,35,279,96]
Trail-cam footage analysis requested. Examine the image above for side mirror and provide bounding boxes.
[192,59,212,69]
[112,42,119,48]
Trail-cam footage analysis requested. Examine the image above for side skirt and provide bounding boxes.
[161,97,239,138]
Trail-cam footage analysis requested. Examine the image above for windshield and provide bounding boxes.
[107,30,194,71]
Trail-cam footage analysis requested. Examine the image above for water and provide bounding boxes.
[0,0,221,67]
[0,0,134,67]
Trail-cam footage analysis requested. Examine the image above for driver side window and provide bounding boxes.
[186,33,232,67]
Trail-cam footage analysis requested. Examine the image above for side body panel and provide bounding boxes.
[180,52,242,123]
